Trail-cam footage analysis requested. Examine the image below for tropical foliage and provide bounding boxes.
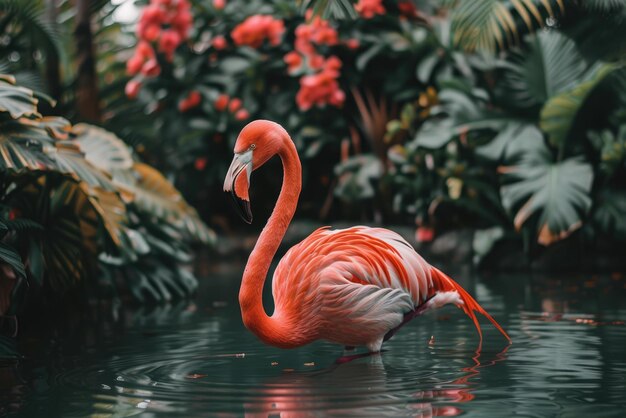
[0,75,214,329]
[112,0,625,259]
[3,0,626,262]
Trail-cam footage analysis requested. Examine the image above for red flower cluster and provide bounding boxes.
[296,56,345,111]
[294,11,339,55]
[136,0,192,61]
[231,15,285,48]
[214,94,250,121]
[286,12,345,111]
[355,0,386,19]
[126,0,193,98]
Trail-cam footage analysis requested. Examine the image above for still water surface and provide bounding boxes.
[3,263,626,417]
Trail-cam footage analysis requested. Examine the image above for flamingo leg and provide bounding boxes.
[335,350,385,365]
[383,296,434,342]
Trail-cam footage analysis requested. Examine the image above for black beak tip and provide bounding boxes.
[229,192,253,224]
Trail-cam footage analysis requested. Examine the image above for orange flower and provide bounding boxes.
[398,1,418,19]
[127,54,144,75]
[231,15,285,48]
[141,5,166,24]
[212,35,227,50]
[142,24,161,41]
[415,227,434,243]
[215,94,229,111]
[158,29,181,60]
[284,51,302,73]
[141,59,161,76]
[294,13,338,54]
[235,109,250,121]
[125,80,142,99]
[137,41,155,59]
[355,0,385,19]
[228,98,242,112]
[309,53,325,70]
[345,38,360,50]
[295,56,345,111]
[194,157,208,170]
[213,0,226,10]
[178,90,201,112]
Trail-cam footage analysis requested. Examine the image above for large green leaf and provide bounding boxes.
[72,123,134,173]
[592,189,626,240]
[0,76,40,118]
[501,31,586,110]
[0,115,68,171]
[540,64,617,148]
[476,122,527,161]
[334,154,383,201]
[114,163,215,244]
[500,127,593,245]
[51,141,117,191]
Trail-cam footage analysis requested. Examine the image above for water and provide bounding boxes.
[2,263,626,417]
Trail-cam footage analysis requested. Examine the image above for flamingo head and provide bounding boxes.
[224,120,286,224]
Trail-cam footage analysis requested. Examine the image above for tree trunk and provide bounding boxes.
[74,0,101,122]
[45,0,62,104]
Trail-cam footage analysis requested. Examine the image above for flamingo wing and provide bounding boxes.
[270,227,429,348]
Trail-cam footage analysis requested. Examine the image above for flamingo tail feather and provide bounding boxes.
[430,268,511,344]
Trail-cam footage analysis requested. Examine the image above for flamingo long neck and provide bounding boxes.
[239,137,304,348]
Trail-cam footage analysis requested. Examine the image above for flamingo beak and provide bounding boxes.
[224,149,253,224]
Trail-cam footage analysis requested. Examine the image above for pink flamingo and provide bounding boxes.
[224,120,511,353]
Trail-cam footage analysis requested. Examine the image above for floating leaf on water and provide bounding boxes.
[186,374,207,379]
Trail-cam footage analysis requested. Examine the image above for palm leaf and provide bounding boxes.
[450,0,563,52]
[9,173,131,291]
[500,31,586,110]
[0,0,63,63]
[0,242,26,279]
[579,0,625,11]
[300,0,358,19]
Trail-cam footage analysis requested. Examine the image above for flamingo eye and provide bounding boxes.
[250,144,256,150]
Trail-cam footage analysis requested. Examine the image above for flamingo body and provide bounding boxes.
[224,120,510,352]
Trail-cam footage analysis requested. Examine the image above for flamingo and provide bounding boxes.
[224,120,511,353]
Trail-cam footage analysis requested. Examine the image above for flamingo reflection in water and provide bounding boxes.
[243,345,510,417]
